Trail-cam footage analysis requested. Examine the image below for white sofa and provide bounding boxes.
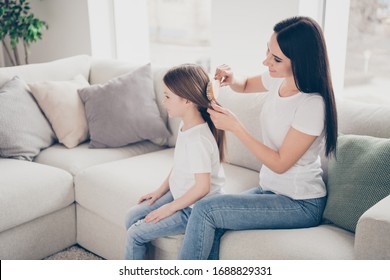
[1,55,389,260]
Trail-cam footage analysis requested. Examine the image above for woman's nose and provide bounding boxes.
[263,58,269,66]
[263,54,271,66]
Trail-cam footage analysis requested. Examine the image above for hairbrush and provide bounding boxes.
[206,79,221,103]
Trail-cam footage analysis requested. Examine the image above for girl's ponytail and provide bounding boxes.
[199,106,226,162]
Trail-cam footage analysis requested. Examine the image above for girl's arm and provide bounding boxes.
[208,104,317,174]
[138,169,171,205]
[144,173,210,223]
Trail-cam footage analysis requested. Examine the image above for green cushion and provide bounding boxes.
[323,134,390,232]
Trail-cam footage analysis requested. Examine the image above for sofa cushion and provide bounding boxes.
[218,87,267,172]
[322,99,390,183]
[219,224,354,259]
[34,141,164,176]
[28,75,90,148]
[75,149,175,227]
[337,99,390,139]
[151,221,354,260]
[0,55,91,86]
[0,158,74,232]
[75,148,260,229]
[323,134,390,232]
[0,76,56,161]
[78,64,170,148]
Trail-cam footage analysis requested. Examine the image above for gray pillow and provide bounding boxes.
[78,64,170,148]
[0,76,56,161]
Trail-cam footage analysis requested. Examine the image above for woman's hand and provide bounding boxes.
[207,103,242,133]
[214,64,234,87]
[215,64,266,93]
[144,203,176,224]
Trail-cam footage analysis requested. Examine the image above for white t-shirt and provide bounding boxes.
[259,71,326,199]
[169,122,225,205]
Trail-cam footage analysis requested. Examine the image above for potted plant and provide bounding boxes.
[0,0,48,65]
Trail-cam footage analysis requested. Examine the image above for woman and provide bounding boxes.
[178,16,338,260]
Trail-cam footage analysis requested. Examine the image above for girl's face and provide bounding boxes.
[162,84,188,118]
[262,32,293,78]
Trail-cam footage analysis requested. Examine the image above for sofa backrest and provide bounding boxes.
[337,98,390,138]
[0,55,91,87]
[218,87,267,171]
[319,98,390,180]
[218,91,390,178]
[3,57,388,178]
[183,86,390,179]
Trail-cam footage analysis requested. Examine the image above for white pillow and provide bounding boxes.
[28,75,90,148]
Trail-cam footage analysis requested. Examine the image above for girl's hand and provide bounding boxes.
[138,191,162,205]
[144,204,176,224]
[207,103,241,133]
[214,64,234,87]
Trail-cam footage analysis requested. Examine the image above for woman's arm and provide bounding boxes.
[234,125,317,174]
[144,173,210,223]
[214,64,268,93]
[208,104,317,174]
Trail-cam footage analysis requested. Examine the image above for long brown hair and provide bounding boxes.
[163,64,226,162]
[274,16,338,157]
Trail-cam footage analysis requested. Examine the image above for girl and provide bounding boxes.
[124,64,226,260]
[178,16,338,259]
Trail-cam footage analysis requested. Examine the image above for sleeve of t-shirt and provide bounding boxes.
[186,137,213,174]
[292,95,325,136]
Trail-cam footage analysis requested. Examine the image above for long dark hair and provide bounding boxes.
[163,64,226,162]
[274,16,338,157]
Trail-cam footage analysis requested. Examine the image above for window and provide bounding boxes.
[343,0,390,105]
[148,0,211,71]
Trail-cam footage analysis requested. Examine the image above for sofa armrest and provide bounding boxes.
[354,195,390,259]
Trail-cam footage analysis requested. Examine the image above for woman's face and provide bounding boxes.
[262,32,293,79]
[162,84,188,118]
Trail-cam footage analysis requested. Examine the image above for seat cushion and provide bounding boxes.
[0,159,74,232]
[151,224,354,260]
[219,224,354,259]
[75,149,175,228]
[75,148,260,229]
[34,141,163,176]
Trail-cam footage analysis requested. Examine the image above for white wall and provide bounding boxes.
[210,0,299,76]
[26,0,92,64]
[87,0,116,59]
[2,0,338,75]
[323,0,351,97]
[113,0,150,64]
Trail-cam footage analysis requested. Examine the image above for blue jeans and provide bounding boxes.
[178,187,326,260]
[124,191,192,260]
